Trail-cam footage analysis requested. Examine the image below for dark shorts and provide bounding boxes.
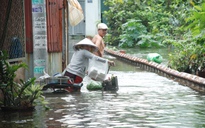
[64,71,83,84]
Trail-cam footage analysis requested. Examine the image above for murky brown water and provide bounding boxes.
[1,54,205,128]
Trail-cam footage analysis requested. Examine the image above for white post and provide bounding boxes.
[31,0,48,78]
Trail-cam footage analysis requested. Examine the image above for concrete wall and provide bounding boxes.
[85,0,101,37]
[48,53,62,76]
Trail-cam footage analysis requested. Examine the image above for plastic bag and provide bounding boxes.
[147,53,163,64]
[68,0,84,26]
[87,57,109,81]
[38,70,50,80]
[86,80,102,91]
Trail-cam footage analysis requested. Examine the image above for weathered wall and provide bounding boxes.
[0,0,25,55]
[105,49,205,93]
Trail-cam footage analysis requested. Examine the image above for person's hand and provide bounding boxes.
[108,61,115,66]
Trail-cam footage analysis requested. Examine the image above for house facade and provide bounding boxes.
[0,0,103,80]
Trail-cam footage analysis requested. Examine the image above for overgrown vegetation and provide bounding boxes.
[103,0,190,47]
[103,0,205,75]
[0,51,48,110]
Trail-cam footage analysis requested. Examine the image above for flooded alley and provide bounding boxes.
[1,58,205,128]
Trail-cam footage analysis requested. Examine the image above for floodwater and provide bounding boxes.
[1,51,205,128]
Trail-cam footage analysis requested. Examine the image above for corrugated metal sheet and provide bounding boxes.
[46,0,63,52]
[25,0,63,53]
[25,0,33,53]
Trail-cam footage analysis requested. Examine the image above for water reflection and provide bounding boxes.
[1,53,205,128]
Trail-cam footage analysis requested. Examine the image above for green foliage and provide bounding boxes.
[168,40,195,72]
[103,0,205,75]
[137,34,165,48]
[103,0,136,46]
[168,39,205,74]
[104,33,112,45]
[24,83,48,109]
[0,51,27,87]
[103,0,191,48]
[185,3,205,38]
[119,19,147,48]
[0,51,47,110]
[168,1,205,74]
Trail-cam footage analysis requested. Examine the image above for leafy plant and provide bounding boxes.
[103,0,192,48]
[168,40,195,73]
[168,39,205,75]
[169,1,205,75]
[137,34,165,48]
[185,2,205,38]
[119,19,147,48]
[0,51,48,110]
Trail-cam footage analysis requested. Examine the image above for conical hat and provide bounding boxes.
[73,38,98,51]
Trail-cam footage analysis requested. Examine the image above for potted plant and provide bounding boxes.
[0,51,48,111]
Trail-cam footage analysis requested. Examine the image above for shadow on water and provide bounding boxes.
[1,48,205,128]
